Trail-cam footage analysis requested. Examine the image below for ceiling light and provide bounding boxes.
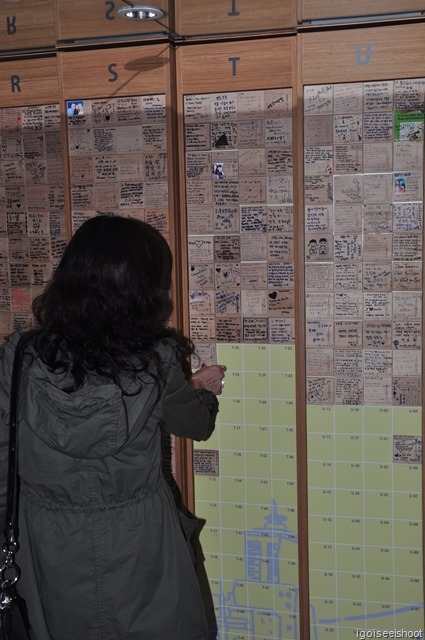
[117,6,164,20]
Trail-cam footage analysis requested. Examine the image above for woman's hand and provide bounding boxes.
[190,364,227,395]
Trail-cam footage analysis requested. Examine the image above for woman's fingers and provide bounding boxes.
[191,363,227,395]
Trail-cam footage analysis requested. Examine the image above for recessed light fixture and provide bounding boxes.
[117,5,164,20]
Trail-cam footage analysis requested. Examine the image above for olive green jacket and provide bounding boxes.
[0,332,218,640]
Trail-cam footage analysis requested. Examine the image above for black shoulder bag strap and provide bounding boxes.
[4,335,29,554]
[1,334,31,639]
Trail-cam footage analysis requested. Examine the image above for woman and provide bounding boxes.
[0,215,225,639]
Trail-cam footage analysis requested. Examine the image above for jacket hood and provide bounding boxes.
[11,335,164,460]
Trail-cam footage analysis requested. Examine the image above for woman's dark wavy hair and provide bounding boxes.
[30,215,193,390]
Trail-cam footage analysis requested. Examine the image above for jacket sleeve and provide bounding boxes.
[161,351,218,441]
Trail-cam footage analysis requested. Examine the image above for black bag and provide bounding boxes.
[0,591,30,640]
[0,335,31,640]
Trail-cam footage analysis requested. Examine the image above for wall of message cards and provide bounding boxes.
[185,89,295,356]
[1,24,425,638]
[304,79,423,408]
[0,104,67,340]
[304,80,424,637]
[66,95,169,236]
[184,88,300,639]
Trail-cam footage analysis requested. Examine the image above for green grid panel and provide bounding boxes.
[307,405,423,640]
[195,344,299,640]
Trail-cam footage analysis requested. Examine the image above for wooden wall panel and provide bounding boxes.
[57,0,170,42]
[176,35,309,640]
[176,0,295,36]
[0,56,59,106]
[0,0,55,52]
[301,22,425,640]
[59,45,170,99]
[301,0,425,21]
[301,22,425,85]
[178,37,294,95]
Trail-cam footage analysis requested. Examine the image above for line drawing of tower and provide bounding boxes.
[207,499,424,639]
[245,499,297,584]
[212,499,301,640]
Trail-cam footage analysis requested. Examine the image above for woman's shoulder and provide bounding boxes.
[0,330,23,359]
[153,336,179,360]
[0,331,28,390]
[0,331,42,368]
[2,329,21,345]
[152,336,192,380]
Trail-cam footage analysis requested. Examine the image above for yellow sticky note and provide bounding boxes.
[307,405,334,432]
[195,476,220,501]
[309,542,336,571]
[270,344,295,371]
[217,344,243,369]
[243,344,269,371]
[364,406,392,434]
[245,425,270,452]
[271,371,296,398]
[335,406,363,433]
[244,371,270,398]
